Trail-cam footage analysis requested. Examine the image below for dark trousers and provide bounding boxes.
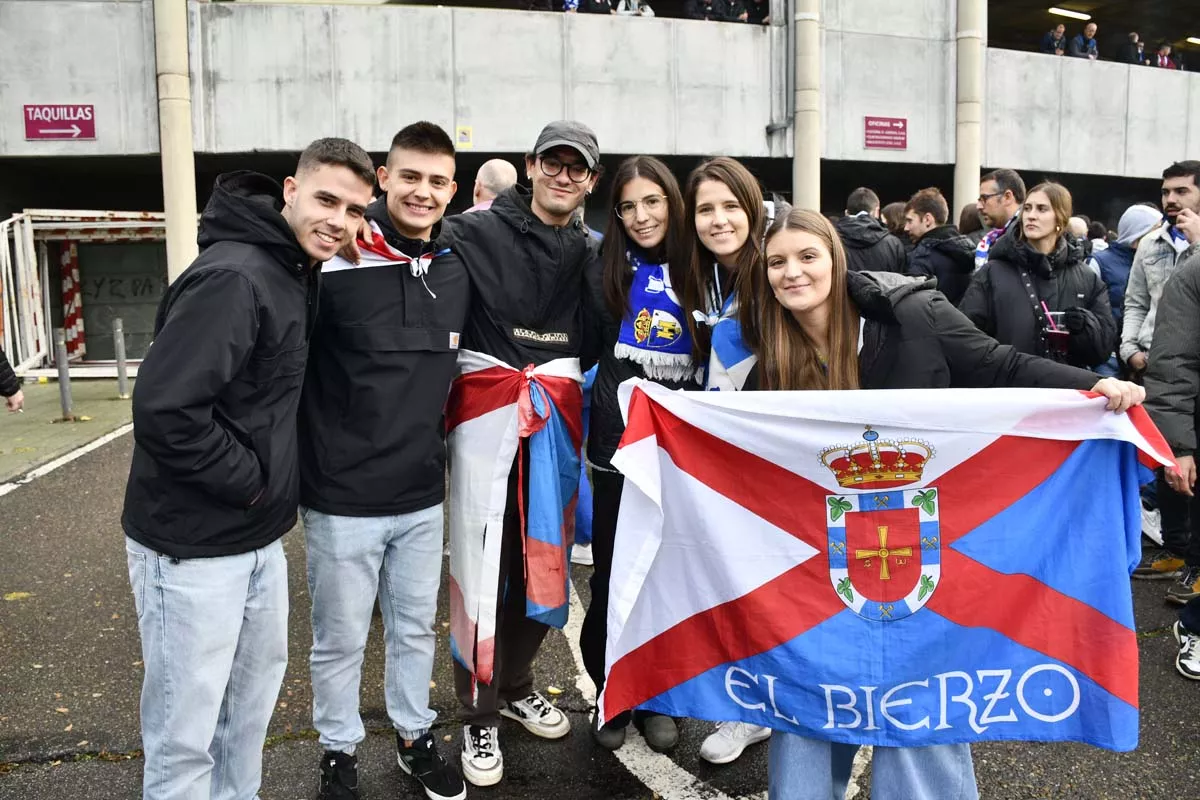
[1156,470,1200,567]
[1182,596,1200,633]
[454,468,552,727]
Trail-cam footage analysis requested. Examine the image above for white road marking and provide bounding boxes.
[0,423,133,498]
[563,577,767,800]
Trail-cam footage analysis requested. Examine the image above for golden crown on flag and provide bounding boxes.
[819,427,934,489]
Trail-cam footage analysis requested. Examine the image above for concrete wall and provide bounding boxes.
[0,0,158,156]
[984,48,1200,179]
[190,2,775,156]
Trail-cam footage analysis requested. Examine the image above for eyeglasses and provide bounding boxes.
[978,192,1003,203]
[615,195,668,220]
[538,156,591,183]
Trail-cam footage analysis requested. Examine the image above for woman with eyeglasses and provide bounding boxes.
[736,206,1142,800]
[580,156,699,754]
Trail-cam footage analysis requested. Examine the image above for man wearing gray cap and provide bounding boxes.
[442,120,602,788]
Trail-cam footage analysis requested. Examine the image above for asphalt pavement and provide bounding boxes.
[1,430,1198,800]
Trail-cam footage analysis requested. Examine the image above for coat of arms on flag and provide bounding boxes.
[600,381,1175,752]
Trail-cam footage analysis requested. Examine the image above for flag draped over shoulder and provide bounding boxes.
[445,350,583,685]
[601,381,1174,752]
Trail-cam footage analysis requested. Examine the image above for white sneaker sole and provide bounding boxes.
[499,707,571,739]
[460,754,503,788]
[699,728,773,765]
[1173,622,1200,681]
[397,752,468,800]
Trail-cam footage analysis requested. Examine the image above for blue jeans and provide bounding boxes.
[126,536,288,800]
[768,733,978,800]
[303,505,443,751]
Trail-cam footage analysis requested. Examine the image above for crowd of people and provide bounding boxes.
[1039,22,1189,70]
[549,0,769,22]
[0,117,1185,800]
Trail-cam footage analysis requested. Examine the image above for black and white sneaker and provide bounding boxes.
[500,691,571,739]
[397,732,467,800]
[461,724,502,787]
[318,750,359,800]
[1174,621,1200,680]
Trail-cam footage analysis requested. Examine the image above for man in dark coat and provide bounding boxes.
[833,187,908,274]
[0,346,22,412]
[902,187,977,305]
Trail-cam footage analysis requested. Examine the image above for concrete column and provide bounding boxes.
[953,0,985,220]
[154,0,198,282]
[792,0,820,211]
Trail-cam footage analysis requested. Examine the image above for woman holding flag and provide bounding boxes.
[738,207,1145,799]
[581,156,700,753]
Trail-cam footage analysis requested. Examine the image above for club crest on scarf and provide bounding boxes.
[822,427,941,621]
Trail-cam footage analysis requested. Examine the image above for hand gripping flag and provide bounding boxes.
[445,350,583,686]
[600,382,1174,751]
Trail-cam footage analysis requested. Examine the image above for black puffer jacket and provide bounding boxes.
[834,214,908,274]
[447,185,601,369]
[906,224,977,305]
[298,198,470,517]
[123,172,317,558]
[747,271,1100,391]
[1145,251,1200,457]
[0,346,18,397]
[958,231,1115,369]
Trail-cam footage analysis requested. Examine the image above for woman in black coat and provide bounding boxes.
[737,207,1144,799]
[958,182,1115,370]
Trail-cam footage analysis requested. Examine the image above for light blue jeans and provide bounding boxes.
[125,536,289,800]
[768,733,979,800]
[303,504,443,751]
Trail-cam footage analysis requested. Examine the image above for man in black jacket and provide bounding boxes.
[298,123,467,800]
[833,187,908,274]
[121,139,374,800]
[902,187,977,305]
[443,121,601,788]
[0,346,22,411]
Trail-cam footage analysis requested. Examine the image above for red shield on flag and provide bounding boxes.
[845,508,922,603]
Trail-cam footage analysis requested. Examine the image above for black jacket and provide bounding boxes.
[446,185,601,369]
[585,253,701,470]
[834,214,908,274]
[746,271,1099,391]
[298,199,470,517]
[959,231,1115,369]
[906,225,977,305]
[123,172,317,558]
[0,346,18,397]
[1145,251,1200,457]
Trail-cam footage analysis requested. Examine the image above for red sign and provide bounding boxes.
[24,104,96,140]
[864,116,907,150]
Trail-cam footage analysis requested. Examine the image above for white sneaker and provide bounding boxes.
[500,691,571,739]
[461,724,502,787]
[699,721,772,764]
[571,543,594,566]
[1142,506,1163,546]
[1174,621,1200,680]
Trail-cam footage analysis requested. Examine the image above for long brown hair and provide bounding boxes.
[600,156,687,320]
[681,157,766,363]
[739,208,860,391]
[1017,181,1073,244]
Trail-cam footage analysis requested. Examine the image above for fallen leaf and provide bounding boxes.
[55,693,62,699]
[78,415,93,422]
[429,680,437,689]
[55,707,69,714]
[77,740,89,747]
[50,760,61,767]
[63,724,73,732]
[3,592,33,602]
[443,735,452,743]
[277,702,288,709]
[111,613,120,620]
[546,686,563,696]
[63,573,72,578]
[133,661,143,667]
[441,622,450,629]
[32,664,44,669]
[91,693,102,698]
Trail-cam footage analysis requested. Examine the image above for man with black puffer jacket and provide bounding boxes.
[834,187,908,274]
[121,139,375,800]
[902,187,977,305]
[298,123,468,800]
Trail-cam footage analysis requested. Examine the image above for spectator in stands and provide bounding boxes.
[613,0,655,16]
[975,168,1025,268]
[743,0,768,24]
[902,187,977,305]
[1041,24,1067,56]
[467,159,518,213]
[1153,42,1179,70]
[564,0,614,13]
[1068,22,1099,60]
[960,181,1115,370]
[958,203,986,245]
[1118,32,1147,65]
[833,187,907,273]
[1087,204,1161,377]
[685,0,743,21]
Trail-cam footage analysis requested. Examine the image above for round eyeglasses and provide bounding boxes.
[539,156,592,183]
[615,195,668,220]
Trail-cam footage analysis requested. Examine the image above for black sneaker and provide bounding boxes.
[318,750,359,800]
[397,732,467,800]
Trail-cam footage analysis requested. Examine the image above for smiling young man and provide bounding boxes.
[121,138,374,800]
[297,122,469,800]
[441,120,602,788]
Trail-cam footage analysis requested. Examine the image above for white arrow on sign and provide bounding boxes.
[894,121,905,130]
[38,124,82,138]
